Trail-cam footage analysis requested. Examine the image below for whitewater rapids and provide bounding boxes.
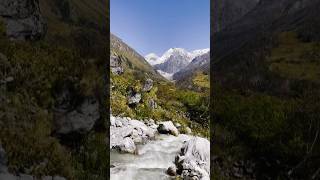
[110,134,191,180]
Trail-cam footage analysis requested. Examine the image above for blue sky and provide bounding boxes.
[111,0,210,56]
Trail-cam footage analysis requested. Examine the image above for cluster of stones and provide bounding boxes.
[110,115,181,154]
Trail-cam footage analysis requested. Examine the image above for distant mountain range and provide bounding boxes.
[173,52,210,81]
[145,48,209,81]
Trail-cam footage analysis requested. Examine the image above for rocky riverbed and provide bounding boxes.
[110,115,210,180]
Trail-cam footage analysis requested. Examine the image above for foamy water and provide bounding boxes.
[110,134,191,180]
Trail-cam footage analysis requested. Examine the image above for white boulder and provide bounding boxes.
[157,121,179,136]
[175,137,210,180]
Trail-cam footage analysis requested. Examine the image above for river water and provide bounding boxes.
[110,134,191,180]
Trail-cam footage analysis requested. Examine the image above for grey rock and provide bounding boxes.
[157,121,179,136]
[0,0,34,18]
[54,97,100,135]
[1,76,14,84]
[6,77,14,82]
[118,137,136,154]
[175,137,210,180]
[0,0,47,40]
[110,54,124,75]
[142,79,153,92]
[110,115,157,153]
[6,15,46,40]
[148,99,157,109]
[110,126,133,148]
[145,119,158,129]
[53,83,73,112]
[167,166,177,176]
[130,129,143,143]
[127,90,141,105]
[111,67,124,75]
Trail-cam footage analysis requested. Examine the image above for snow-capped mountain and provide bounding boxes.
[145,53,161,66]
[158,48,193,64]
[153,48,193,74]
[173,51,210,81]
[190,48,210,59]
[145,48,209,77]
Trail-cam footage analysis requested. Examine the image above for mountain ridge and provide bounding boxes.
[145,48,209,79]
[111,33,165,81]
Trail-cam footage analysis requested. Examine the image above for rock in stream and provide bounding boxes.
[110,115,210,180]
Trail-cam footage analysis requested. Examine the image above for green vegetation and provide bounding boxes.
[212,31,320,179]
[268,32,320,82]
[111,69,210,137]
[0,4,108,179]
[110,44,160,80]
[213,86,320,179]
[192,71,210,89]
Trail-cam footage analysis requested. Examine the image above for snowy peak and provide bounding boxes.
[145,53,160,66]
[146,48,209,66]
[145,48,191,66]
[159,48,193,64]
[190,48,210,59]
[145,48,210,80]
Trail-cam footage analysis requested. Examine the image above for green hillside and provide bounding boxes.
[211,1,320,179]
[110,34,163,81]
[268,31,320,82]
[110,34,210,137]
[0,1,109,179]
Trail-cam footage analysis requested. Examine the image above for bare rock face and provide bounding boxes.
[127,88,141,106]
[175,137,210,180]
[142,78,153,92]
[53,82,100,135]
[0,0,47,40]
[54,97,100,135]
[110,54,124,75]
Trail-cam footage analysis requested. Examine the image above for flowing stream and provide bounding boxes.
[110,134,191,180]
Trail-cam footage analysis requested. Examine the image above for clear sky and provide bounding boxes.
[111,0,210,56]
